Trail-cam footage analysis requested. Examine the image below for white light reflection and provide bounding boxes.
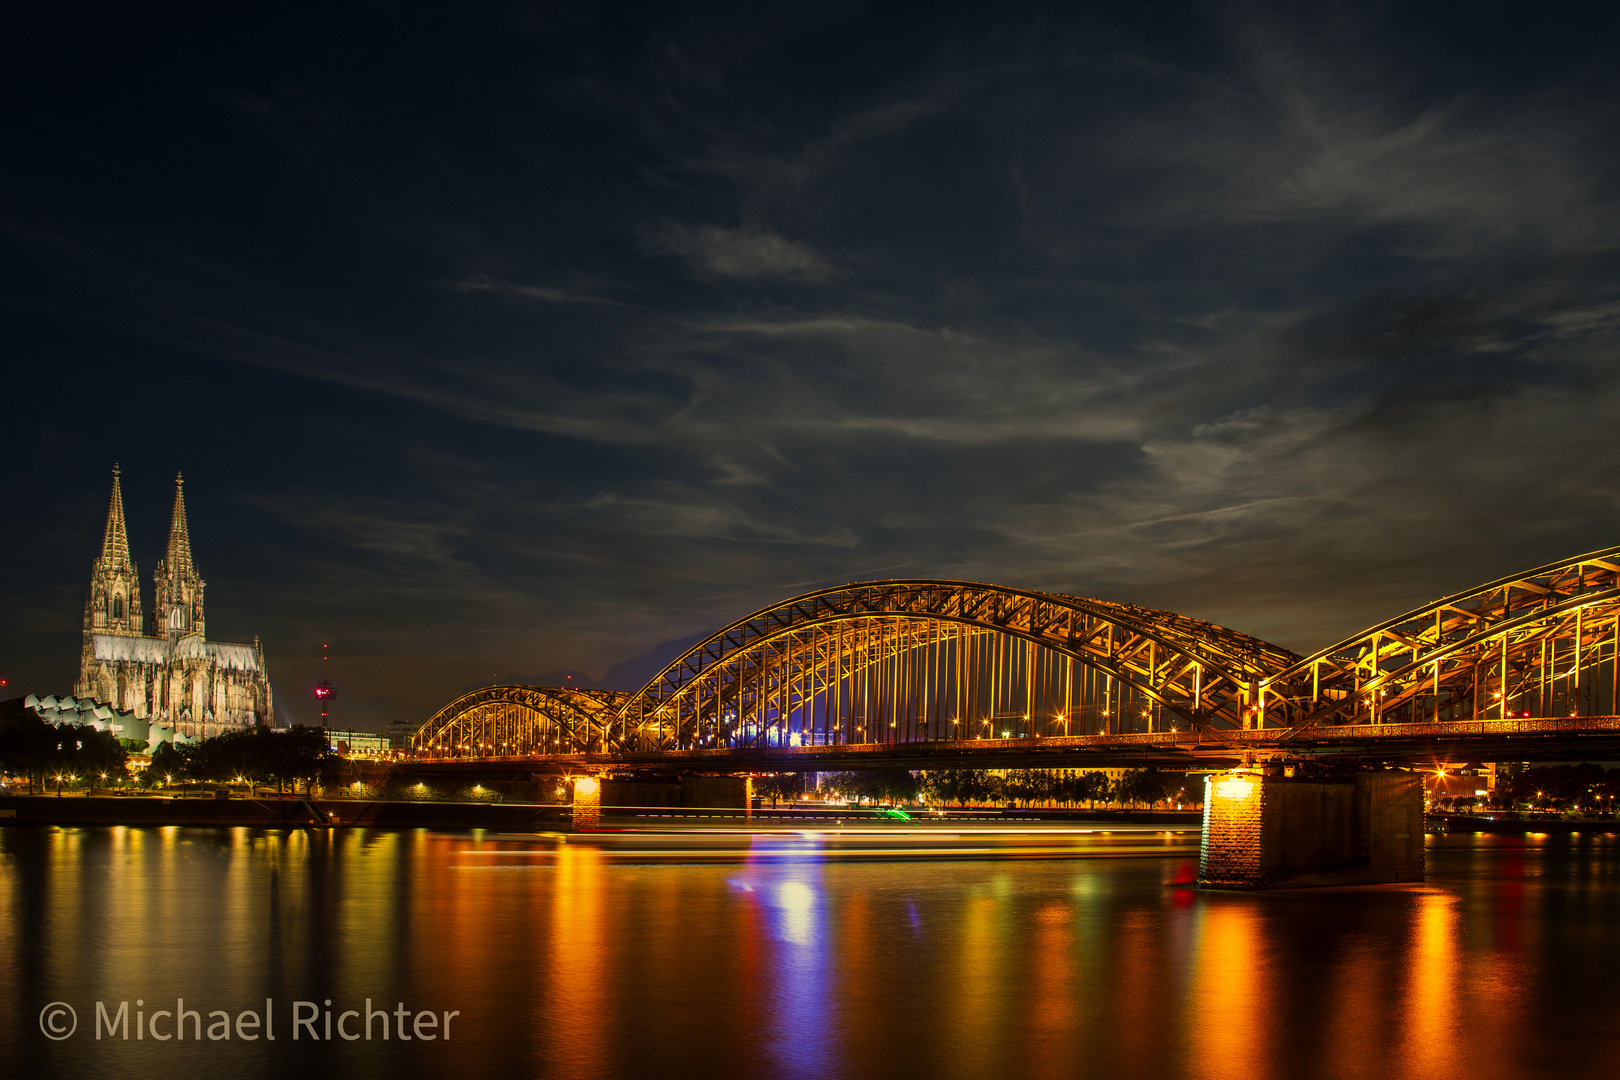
[736,841,837,1079]
[775,879,815,946]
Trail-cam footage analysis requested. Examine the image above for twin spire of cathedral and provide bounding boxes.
[98,463,134,572]
[158,472,197,579]
[78,466,273,731]
[153,471,204,637]
[88,466,203,639]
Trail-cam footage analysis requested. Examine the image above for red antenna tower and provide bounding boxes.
[313,643,336,732]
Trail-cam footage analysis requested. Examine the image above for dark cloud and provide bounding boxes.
[3,0,1619,729]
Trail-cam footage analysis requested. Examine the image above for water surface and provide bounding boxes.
[3,826,1618,1079]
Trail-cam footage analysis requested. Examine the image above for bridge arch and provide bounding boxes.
[614,580,1299,752]
[1265,545,1620,733]
[411,685,631,756]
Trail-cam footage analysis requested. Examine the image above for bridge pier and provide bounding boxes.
[1198,768,1423,889]
[571,776,600,831]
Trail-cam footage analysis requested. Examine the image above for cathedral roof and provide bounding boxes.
[89,633,263,671]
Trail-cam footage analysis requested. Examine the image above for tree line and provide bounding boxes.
[149,727,336,793]
[1478,763,1620,814]
[0,700,335,794]
[0,700,127,788]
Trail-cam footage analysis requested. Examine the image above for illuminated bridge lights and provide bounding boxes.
[410,547,1620,759]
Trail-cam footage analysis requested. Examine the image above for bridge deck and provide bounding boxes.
[402,716,1620,772]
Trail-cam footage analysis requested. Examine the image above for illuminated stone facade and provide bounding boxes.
[1199,772,1266,886]
[74,468,274,739]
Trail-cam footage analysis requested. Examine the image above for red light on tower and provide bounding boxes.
[313,643,336,731]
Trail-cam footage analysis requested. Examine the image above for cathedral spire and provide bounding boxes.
[154,471,204,638]
[164,472,195,577]
[99,463,133,569]
[81,463,142,642]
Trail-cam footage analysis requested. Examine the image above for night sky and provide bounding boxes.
[4,2,1619,731]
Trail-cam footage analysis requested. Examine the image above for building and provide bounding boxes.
[21,693,194,752]
[73,466,274,740]
[385,719,418,751]
[327,729,389,757]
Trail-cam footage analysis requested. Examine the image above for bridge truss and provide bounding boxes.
[413,685,630,757]
[410,547,1620,762]
[1264,546,1620,735]
[614,581,1297,753]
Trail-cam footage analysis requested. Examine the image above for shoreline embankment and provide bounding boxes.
[1442,814,1620,835]
[0,795,1200,831]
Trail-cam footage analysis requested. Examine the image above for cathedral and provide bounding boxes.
[74,466,274,740]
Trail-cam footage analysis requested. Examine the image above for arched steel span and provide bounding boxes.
[614,579,1300,753]
[409,548,1620,760]
[1265,545,1620,734]
[412,685,631,757]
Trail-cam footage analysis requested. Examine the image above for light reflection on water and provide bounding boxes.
[5,829,1620,1079]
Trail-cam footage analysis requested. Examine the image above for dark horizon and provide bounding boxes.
[5,2,1620,731]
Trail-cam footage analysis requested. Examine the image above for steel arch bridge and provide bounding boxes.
[615,580,1298,751]
[410,546,1620,763]
[414,685,631,757]
[1264,545,1620,732]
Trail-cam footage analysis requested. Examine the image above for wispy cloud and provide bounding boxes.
[444,274,628,306]
[642,223,830,279]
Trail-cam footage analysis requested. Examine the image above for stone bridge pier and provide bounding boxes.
[1198,767,1424,889]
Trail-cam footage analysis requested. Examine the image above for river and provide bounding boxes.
[3,824,1618,1079]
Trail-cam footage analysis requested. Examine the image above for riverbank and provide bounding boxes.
[1444,813,1620,835]
[0,794,1201,831]
[0,794,572,829]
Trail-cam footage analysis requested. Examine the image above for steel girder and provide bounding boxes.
[411,684,631,756]
[1266,546,1620,734]
[615,579,1300,750]
[412,548,1620,762]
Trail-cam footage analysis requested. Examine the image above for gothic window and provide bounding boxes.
[113,595,124,620]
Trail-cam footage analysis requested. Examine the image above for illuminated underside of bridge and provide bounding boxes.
[411,546,1620,770]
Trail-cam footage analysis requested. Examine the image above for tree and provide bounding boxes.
[0,700,63,787]
[1079,771,1113,808]
[1499,763,1620,814]
[875,769,921,805]
[966,770,1003,806]
[1004,770,1052,807]
[144,727,334,794]
[1172,774,1206,809]
[920,769,1003,807]
[148,740,190,784]
[755,772,806,807]
[54,725,127,790]
[1117,769,1172,808]
[0,700,129,791]
[823,769,920,806]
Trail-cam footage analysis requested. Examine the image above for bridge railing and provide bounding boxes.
[402,714,1620,764]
